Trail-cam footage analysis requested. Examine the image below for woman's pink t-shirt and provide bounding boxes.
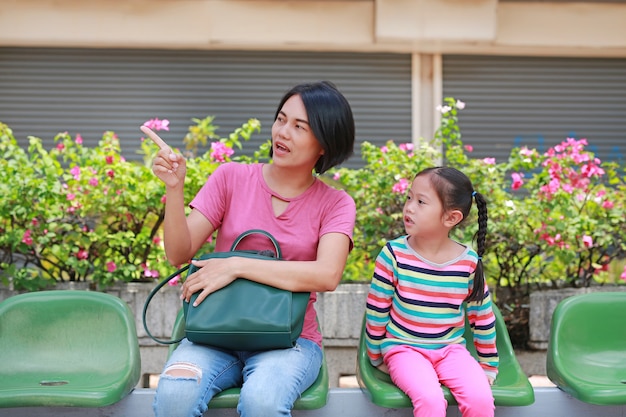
[189,162,356,347]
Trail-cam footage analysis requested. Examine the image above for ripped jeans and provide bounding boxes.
[153,337,323,417]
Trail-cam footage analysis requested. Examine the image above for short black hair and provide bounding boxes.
[272,81,355,174]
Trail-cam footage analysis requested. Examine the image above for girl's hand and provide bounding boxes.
[487,376,495,386]
[377,363,390,374]
[181,257,238,307]
[140,126,187,188]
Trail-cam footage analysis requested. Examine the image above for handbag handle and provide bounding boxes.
[142,263,191,345]
[230,229,282,258]
[142,229,282,345]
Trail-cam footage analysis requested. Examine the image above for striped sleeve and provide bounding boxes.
[364,243,396,366]
[467,281,499,379]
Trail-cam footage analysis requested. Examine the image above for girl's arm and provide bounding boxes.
[467,285,499,381]
[364,244,395,366]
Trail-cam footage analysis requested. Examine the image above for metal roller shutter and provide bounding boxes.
[0,47,412,168]
[442,55,626,164]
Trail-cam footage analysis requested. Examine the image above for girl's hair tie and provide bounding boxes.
[471,191,477,197]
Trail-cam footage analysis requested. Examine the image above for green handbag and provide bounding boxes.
[143,229,310,351]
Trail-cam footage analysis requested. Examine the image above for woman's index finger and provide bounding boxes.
[140,125,171,150]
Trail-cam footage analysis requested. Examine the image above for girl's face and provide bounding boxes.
[403,174,445,237]
[271,94,324,171]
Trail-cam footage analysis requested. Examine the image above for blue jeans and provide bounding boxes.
[153,337,323,417]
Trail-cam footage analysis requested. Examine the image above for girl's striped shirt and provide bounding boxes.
[365,236,499,380]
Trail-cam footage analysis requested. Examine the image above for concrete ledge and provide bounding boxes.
[1,387,625,417]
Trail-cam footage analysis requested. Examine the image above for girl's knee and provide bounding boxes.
[457,392,495,417]
[411,394,447,417]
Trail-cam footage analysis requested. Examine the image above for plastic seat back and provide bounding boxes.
[167,308,329,409]
[0,290,141,408]
[357,304,534,407]
[547,291,626,405]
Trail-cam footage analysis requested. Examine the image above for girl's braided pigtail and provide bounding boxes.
[466,190,488,303]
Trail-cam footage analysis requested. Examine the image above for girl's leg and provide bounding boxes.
[435,344,495,417]
[153,339,244,417]
[237,338,323,417]
[385,345,447,417]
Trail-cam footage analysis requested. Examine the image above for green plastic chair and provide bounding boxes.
[357,304,535,408]
[0,290,141,408]
[547,291,626,405]
[166,308,329,409]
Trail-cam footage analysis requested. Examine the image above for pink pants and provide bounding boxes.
[384,344,495,417]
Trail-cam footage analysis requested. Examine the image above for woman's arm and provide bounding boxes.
[142,126,217,266]
[181,231,351,306]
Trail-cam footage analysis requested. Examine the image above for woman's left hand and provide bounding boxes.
[181,257,238,306]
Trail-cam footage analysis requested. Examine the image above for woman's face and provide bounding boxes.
[271,94,324,171]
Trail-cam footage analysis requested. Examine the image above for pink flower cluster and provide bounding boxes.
[210,142,234,162]
[143,118,170,132]
[392,178,409,194]
[539,138,605,199]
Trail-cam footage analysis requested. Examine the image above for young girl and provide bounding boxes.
[143,81,356,417]
[365,166,498,417]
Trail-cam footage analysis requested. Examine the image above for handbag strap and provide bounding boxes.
[230,229,282,258]
[142,264,190,345]
[142,229,282,345]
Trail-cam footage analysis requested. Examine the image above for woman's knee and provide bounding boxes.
[238,387,292,417]
[153,362,207,417]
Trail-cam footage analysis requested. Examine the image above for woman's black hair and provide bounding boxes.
[415,166,489,303]
[271,81,355,174]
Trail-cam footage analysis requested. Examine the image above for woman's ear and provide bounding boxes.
[443,209,464,228]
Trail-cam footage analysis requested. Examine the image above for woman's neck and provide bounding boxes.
[263,164,316,198]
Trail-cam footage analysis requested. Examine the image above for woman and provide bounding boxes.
[142,81,356,417]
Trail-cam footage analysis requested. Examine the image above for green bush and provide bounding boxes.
[2,98,625,298]
[335,99,626,305]
[0,117,261,290]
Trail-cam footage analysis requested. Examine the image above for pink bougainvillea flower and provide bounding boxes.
[602,200,614,209]
[106,261,117,273]
[210,141,234,162]
[76,249,89,260]
[88,177,99,187]
[106,169,115,178]
[333,172,341,181]
[143,268,159,278]
[483,157,496,165]
[143,118,170,131]
[56,142,65,151]
[75,134,83,145]
[519,147,534,157]
[168,275,181,286]
[582,235,593,248]
[392,178,409,194]
[380,145,389,154]
[66,193,76,201]
[511,172,524,190]
[153,236,162,245]
[105,155,114,164]
[376,207,384,215]
[399,143,414,152]
[464,145,473,153]
[621,266,626,282]
[70,165,81,180]
[21,230,33,246]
